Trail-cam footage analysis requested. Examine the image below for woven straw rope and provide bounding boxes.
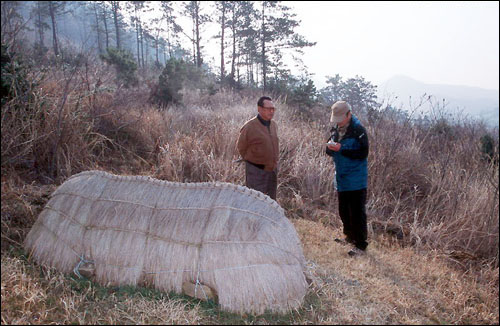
[42,203,299,259]
[66,170,284,213]
[50,191,282,226]
[35,219,299,273]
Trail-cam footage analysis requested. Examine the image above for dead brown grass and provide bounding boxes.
[1,254,204,325]
[1,58,498,323]
[295,219,498,324]
[2,218,498,324]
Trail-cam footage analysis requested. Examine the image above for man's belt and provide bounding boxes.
[246,161,265,170]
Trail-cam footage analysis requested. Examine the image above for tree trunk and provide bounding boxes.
[195,2,202,68]
[102,5,109,50]
[261,2,266,92]
[37,1,44,47]
[256,60,259,86]
[155,37,159,64]
[135,7,140,67]
[145,36,149,67]
[49,1,59,56]
[163,43,167,64]
[112,1,120,49]
[166,11,173,58]
[191,23,196,65]
[93,2,102,54]
[220,3,226,85]
[230,6,236,81]
[140,24,144,67]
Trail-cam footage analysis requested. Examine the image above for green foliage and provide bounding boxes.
[266,74,317,111]
[259,1,316,90]
[318,74,380,113]
[183,61,208,90]
[266,75,291,96]
[55,45,86,69]
[154,57,188,106]
[32,43,49,64]
[206,82,218,96]
[152,58,217,107]
[289,78,317,109]
[100,47,138,88]
[222,75,244,90]
[1,43,34,107]
[480,134,498,164]
[429,117,455,139]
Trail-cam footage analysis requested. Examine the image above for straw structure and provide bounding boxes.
[24,170,308,314]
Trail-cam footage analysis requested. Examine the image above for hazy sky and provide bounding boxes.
[171,1,498,91]
[281,1,499,90]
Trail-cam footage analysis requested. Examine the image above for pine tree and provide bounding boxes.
[40,1,67,56]
[160,1,182,59]
[182,1,210,68]
[108,1,123,50]
[31,1,50,51]
[258,1,315,91]
[214,1,231,85]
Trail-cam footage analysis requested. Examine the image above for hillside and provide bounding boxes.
[378,75,499,126]
[1,51,498,324]
[2,1,498,323]
[2,214,498,324]
[2,87,499,324]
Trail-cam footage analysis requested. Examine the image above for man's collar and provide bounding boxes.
[257,114,271,126]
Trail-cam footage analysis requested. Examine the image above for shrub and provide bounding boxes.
[480,133,498,164]
[1,43,33,107]
[100,47,138,88]
[32,43,49,65]
[152,58,187,106]
[429,117,455,139]
[288,78,317,109]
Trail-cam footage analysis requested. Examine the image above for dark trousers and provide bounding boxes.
[338,188,368,250]
[245,162,277,200]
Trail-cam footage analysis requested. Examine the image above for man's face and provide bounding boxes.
[258,99,275,121]
[337,112,351,127]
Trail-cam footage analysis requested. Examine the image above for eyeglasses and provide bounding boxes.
[261,106,275,111]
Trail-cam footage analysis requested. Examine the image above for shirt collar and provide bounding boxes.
[257,114,271,127]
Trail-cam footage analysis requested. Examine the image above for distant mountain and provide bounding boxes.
[377,75,499,127]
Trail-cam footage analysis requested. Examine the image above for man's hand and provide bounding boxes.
[327,142,341,152]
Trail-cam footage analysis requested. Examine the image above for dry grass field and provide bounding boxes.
[1,61,498,324]
[2,216,498,324]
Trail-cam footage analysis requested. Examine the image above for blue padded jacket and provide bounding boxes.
[326,115,369,192]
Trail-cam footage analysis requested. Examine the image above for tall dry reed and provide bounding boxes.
[2,60,498,269]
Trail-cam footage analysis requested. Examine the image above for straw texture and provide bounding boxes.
[24,170,308,314]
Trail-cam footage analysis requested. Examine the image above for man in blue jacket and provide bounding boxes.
[326,101,369,256]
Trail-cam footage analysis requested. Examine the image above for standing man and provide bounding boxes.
[237,96,279,200]
[326,101,369,256]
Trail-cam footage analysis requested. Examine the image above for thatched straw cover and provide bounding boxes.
[24,170,308,314]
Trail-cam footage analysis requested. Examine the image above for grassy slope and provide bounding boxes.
[294,219,498,324]
[2,209,498,324]
[1,61,498,324]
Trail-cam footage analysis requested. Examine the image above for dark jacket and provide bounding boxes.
[326,115,369,192]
